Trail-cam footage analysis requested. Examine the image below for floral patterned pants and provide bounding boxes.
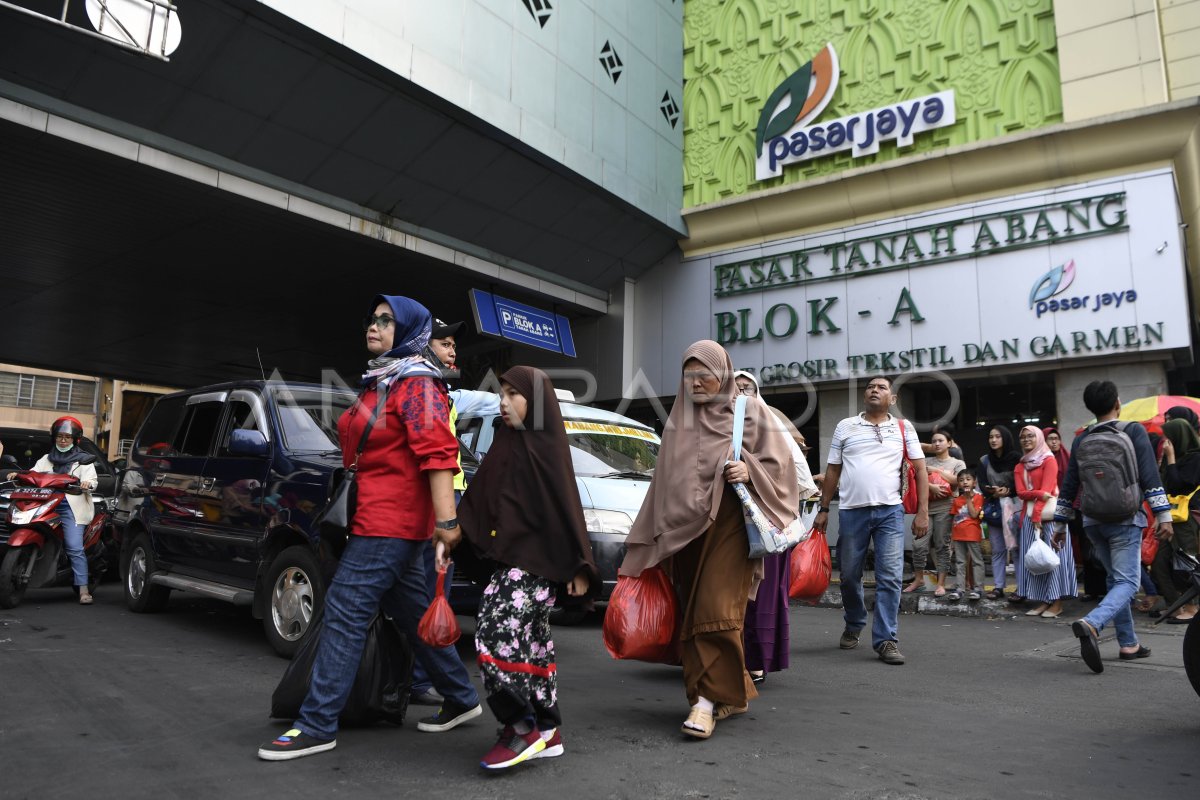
[476,567,561,729]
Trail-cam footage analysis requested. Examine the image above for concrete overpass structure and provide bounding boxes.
[0,0,685,394]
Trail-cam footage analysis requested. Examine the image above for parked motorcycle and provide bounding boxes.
[1152,548,1200,699]
[0,458,114,609]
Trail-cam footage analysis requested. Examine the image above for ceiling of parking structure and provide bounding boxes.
[0,116,589,388]
[0,0,679,292]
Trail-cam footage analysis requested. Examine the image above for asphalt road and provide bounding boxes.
[1,586,1196,800]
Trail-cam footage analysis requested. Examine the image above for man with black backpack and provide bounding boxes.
[1053,380,1173,673]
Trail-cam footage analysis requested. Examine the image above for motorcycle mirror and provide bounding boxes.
[0,454,18,468]
[74,453,98,466]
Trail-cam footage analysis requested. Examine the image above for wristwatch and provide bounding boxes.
[818,506,830,513]
[434,518,459,530]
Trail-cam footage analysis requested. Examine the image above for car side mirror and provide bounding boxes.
[113,458,127,470]
[228,429,269,457]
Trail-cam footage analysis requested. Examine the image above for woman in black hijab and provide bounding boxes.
[1164,405,1200,433]
[980,425,1022,600]
[451,366,598,770]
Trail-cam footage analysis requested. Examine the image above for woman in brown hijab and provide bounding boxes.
[619,341,798,739]
[450,366,599,770]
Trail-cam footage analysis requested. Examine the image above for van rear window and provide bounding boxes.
[134,396,187,457]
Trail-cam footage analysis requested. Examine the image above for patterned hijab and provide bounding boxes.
[361,294,440,387]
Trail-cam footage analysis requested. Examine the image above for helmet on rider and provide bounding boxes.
[50,416,84,447]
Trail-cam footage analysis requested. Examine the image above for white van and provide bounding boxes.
[455,393,659,604]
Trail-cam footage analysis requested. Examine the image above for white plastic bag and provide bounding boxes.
[1024,530,1060,575]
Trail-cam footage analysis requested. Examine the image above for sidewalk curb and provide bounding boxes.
[793,584,1020,620]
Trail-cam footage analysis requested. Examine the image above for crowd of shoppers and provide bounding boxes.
[249,300,1198,764]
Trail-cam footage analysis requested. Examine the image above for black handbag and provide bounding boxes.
[313,385,388,551]
[270,609,414,726]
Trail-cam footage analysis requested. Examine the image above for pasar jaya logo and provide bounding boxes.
[755,43,839,160]
[753,43,956,180]
[1029,259,1137,317]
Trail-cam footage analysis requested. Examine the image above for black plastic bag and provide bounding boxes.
[270,611,414,726]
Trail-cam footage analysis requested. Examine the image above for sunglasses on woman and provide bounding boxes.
[363,313,396,331]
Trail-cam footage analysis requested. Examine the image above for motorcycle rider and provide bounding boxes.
[5,417,98,604]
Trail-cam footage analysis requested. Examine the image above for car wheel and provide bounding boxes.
[263,545,323,659]
[124,533,170,612]
[0,545,35,609]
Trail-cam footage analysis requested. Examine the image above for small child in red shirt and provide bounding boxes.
[946,469,985,601]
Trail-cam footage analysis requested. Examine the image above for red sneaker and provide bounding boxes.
[479,726,546,770]
[532,728,563,759]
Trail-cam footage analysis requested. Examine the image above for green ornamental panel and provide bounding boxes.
[683,0,1063,207]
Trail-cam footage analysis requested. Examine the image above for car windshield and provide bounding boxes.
[272,387,356,452]
[565,422,659,478]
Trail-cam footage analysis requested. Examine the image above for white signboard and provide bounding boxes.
[690,169,1190,387]
[756,90,956,180]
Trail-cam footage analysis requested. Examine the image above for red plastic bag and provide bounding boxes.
[1141,525,1159,566]
[928,470,951,500]
[602,567,681,664]
[418,567,460,648]
[788,529,831,602]
[898,420,919,513]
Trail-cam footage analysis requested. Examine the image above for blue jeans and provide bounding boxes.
[297,534,479,740]
[59,502,88,587]
[837,505,904,651]
[1082,522,1142,648]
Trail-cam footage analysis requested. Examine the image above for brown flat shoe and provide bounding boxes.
[714,703,747,720]
[681,707,715,739]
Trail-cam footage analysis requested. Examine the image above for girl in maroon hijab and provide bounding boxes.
[451,366,598,771]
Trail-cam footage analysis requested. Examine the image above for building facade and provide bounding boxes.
[632,0,1200,457]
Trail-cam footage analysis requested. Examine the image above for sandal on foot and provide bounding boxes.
[985,589,1004,600]
[681,707,715,739]
[902,582,922,594]
[714,703,748,720]
[933,586,947,597]
[946,591,962,601]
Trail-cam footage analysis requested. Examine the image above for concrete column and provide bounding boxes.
[816,383,855,468]
[1054,361,1167,447]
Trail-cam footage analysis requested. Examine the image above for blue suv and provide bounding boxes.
[119,381,356,657]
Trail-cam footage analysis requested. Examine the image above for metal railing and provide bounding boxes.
[0,0,180,61]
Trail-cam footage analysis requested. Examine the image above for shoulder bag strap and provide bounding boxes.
[350,383,390,468]
[731,394,747,462]
[897,418,912,468]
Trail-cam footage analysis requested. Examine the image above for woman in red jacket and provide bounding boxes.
[258,295,481,761]
[1014,426,1076,618]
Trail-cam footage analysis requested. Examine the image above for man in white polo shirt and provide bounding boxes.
[813,376,928,665]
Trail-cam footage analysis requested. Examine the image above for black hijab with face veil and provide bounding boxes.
[457,366,598,591]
